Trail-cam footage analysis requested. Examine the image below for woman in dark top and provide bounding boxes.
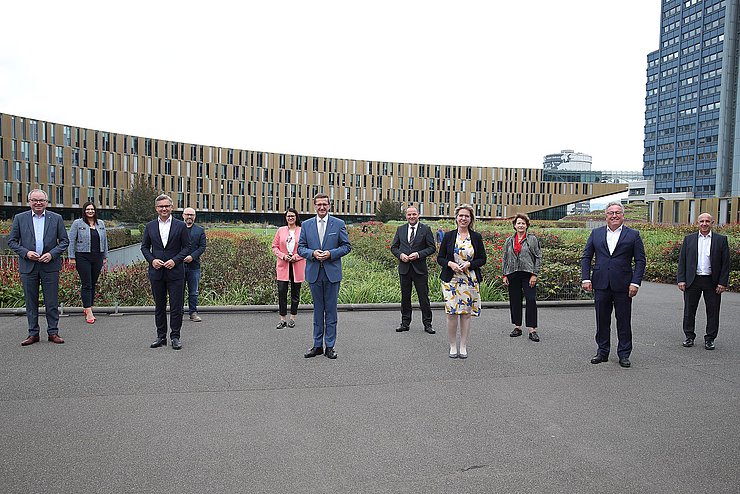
[68,202,108,324]
[437,204,487,359]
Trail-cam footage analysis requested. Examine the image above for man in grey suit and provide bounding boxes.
[677,212,730,350]
[8,189,70,346]
[391,206,436,334]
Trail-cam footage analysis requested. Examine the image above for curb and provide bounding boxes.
[1,299,593,316]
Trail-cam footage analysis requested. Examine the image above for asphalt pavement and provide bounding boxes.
[1,282,738,494]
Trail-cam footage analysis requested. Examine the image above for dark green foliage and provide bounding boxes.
[374,199,403,223]
[115,175,159,224]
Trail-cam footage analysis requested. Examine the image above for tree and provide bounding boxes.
[375,199,403,223]
[115,174,159,224]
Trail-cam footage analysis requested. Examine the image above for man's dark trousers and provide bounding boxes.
[400,270,432,329]
[683,275,721,341]
[594,287,633,359]
[153,277,185,340]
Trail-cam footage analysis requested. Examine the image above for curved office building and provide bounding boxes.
[0,113,625,221]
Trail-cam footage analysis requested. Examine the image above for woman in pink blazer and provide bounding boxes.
[271,208,306,329]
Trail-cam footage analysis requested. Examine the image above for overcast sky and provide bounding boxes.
[1,0,661,172]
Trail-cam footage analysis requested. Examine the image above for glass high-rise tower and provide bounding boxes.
[643,0,740,198]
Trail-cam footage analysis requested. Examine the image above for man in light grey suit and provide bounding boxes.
[8,189,70,346]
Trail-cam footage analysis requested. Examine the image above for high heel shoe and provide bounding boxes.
[84,309,96,324]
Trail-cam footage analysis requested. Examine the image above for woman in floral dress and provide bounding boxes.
[437,204,487,359]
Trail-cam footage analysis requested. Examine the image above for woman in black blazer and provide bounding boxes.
[437,204,487,359]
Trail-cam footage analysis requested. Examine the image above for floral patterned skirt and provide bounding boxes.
[441,273,481,316]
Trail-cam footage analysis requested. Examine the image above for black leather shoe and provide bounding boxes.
[590,354,608,364]
[682,338,694,347]
[528,331,540,342]
[304,346,323,358]
[510,328,522,337]
[619,357,631,368]
[424,327,436,334]
[171,338,182,350]
[395,326,410,332]
[704,339,715,350]
[150,338,167,348]
[324,347,337,359]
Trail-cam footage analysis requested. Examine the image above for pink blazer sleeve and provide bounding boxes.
[272,227,286,260]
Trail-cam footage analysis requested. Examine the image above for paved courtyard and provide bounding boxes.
[1,282,738,493]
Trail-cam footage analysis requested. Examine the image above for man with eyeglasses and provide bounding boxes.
[298,194,351,359]
[182,207,206,322]
[8,189,70,346]
[141,195,191,350]
[581,201,646,368]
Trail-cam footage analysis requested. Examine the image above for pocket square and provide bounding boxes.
[328,232,337,236]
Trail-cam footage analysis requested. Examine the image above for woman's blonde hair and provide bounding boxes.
[454,203,475,230]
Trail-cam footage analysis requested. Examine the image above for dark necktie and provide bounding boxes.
[409,226,416,244]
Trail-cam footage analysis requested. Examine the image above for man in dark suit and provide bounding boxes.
[297,194,351,360]
[677,213,730,350]
[141,194,191,350]
[390,206,436,334]
[8,189,70,346]
[182,207,206,323]
[581,202,646,368]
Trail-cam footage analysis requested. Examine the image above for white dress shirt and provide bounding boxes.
[696,231,712,275]
[408,223,417,243]
[606,225,623,255]
[158,216,172,248]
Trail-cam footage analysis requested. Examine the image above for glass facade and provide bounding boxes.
[643,0,739,198]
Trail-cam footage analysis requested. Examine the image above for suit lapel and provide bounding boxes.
[402,224,410,248]
[601,227,611,256]
[23,211,35,238]
[43,212,52,242]
[151,221,165,250]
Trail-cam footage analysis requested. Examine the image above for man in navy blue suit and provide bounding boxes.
[298,194,351,359]
[581,202,646,368]
[141,194,191,350]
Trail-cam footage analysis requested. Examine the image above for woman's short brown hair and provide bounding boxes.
[512,213,530,228]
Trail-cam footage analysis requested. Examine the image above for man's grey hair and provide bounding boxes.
[28,188,48,201]
[605,201,624,212]
[155,194,173,205]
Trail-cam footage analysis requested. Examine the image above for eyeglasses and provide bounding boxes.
[30,199,47,203]
[156,205,172,209]
[606,211,623,216]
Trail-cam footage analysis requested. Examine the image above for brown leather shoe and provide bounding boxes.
[21,335,40,346]
[48,334,65,344]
